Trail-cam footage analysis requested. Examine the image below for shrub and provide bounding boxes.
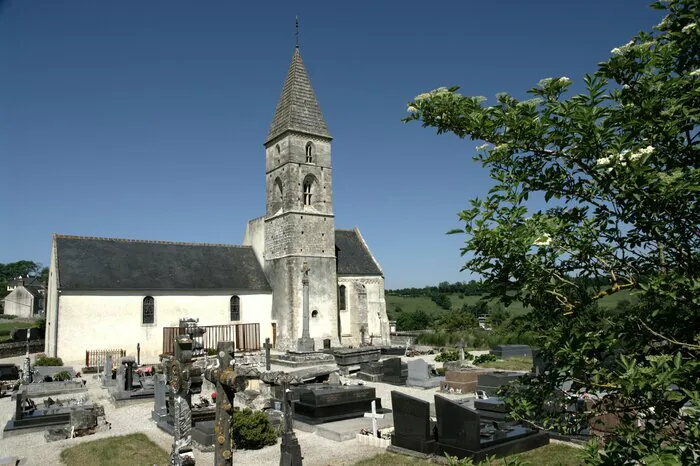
[0,314,17,320]
[35,355,64,366]
[231,408,277,450]
[435,349,459,362]
[473,354,498,365]
[52,371,72,381]
[207,348,218,356]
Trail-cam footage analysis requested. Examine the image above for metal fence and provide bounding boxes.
[162,323,260,356]
[85,348,126,369]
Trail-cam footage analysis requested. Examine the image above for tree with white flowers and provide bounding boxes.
[406,1,699,464]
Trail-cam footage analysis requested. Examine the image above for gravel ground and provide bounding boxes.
[0,352,489,465]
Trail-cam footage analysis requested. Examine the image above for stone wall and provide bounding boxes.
[337,275,390,347]
[2,287,35,318]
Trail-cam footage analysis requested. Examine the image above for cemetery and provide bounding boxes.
[0,328,583,464]
[2,1,696,465]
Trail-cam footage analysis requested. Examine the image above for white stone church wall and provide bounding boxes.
[51,291,272,363]
[337,275,390,346]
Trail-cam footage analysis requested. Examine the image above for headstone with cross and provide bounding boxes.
[203,341,238,466]
[279,376,302,466]
[459,340,465,364]
[263,338,272,371]
[297,262,314,352]
[363,400,384,437]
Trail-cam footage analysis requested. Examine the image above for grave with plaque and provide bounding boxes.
[388,390,436,455]
[442,368,491,394]
[434,394,548,461]
[489,345,532,360]
[476,371,523,396]
[292,383,383,424]
[381,357,407,385]
[407,358,445,389]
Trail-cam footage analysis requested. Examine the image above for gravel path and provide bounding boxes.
[0,352,488,465]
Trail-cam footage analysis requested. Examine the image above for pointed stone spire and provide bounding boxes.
[266,48,331,144]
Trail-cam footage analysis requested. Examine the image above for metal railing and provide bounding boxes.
[85,348,126,369]
[162,323,260,356]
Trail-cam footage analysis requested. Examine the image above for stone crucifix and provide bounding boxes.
[297,262,314,352]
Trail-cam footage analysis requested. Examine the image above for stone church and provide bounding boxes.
[45,47,390,362]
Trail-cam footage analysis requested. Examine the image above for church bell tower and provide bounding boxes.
[262,47,339,350]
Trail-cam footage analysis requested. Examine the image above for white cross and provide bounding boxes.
[363,400,384,437]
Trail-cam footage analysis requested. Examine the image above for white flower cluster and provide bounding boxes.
[691,69,700,77]
[682,22,697,33]
[611,40,635,55]
[596,145,654,170]
[475,143,490,151]
[407,105,418,113]
[533,233,552,247]
[537,77,570,88]
[559,77,571,84]
[414,87,451,102]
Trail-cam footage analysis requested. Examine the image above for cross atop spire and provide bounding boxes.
[266,47,331,144]
[295,16,299,48]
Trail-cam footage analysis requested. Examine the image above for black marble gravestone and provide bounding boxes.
[382,358,407,385]
[434,394,549,462]
[292,384,382,424]
[476,371,523,396]
[489,345,532,360]
[390,391,435,454]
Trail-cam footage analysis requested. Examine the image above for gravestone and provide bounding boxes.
[443,368,490,394]
[263,338,273,371]
[357,361,383,382]
[476,372,523,396]
[489,345,532,360]
[407,359,445,389]
[152,372,168,424]
[102,355,114,386]
[382,358,407,385]
[292,384,382,424]
[434,394,549,462]
[531,348,553,376]
[297,262,314,352]
[474,397,510,421]
[389,391,435,454]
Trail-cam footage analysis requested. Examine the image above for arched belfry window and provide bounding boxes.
[272,177,283,211]
[230,296,241,321]
[143,296,154,324]
[339,285,346,310]
[305,142,313,163]
[303,182,312,205]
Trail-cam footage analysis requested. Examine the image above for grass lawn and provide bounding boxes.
[60,433,169,466]
[475,356,533,371]
[354,443,583,465]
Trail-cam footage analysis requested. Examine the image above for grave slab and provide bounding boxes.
[295,412,395,442]
[406,359,444,389]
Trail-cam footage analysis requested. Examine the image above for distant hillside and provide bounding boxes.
[385,290,635,322]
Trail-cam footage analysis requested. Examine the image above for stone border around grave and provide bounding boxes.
[356,433,390,448]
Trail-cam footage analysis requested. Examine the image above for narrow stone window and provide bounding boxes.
[338,285,346,310]
[305,142,313,163]
[142,296,154,324]
[230,296,241,321]
[303,182,312,205]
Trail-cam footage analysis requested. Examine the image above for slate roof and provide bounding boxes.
[335,229,383,276]
[266,48,331,144]
[54,235,271,291]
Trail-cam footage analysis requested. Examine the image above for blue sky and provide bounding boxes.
[0,1,663,288]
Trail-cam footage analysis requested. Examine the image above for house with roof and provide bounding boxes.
[44,46,390,362]
[3,276,45,318]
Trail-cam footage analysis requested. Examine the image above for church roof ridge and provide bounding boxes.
[52,233,249,249]
[266,48,331,144]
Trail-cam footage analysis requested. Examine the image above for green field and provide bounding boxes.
[0,318,41,343]
[386,290,635,321]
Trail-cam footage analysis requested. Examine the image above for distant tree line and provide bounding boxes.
[386,280,491,298]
